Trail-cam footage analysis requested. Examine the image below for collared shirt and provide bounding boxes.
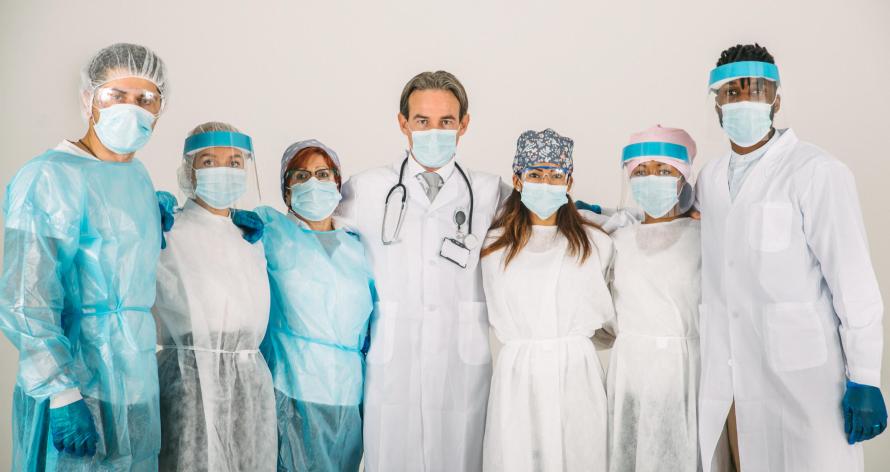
[728,129,784,201]
[407,153,456,198]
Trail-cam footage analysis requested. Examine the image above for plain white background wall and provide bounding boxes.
[1,0,888,468]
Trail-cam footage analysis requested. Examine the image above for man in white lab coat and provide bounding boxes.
[337,71,503,472]
[696,43,887,472]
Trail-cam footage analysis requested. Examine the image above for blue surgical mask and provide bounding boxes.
[194,167,247,209]
[411,129,457,168]
[93,104,156,154]
[521,182,568,219]
[290,178,342,222]
[631,175,680,218]
[720,101,773,147]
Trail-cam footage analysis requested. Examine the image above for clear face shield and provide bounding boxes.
[708,61,781,147]
[179,130,262,211]
[620,142,694,219]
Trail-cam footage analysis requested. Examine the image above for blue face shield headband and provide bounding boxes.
[183,131,254,156]
[621,142,690,166]
[708,61,781,90]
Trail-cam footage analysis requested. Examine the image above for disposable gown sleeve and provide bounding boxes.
[362,279,378,356]
[0,161,82,399]
[800,160,884,387]
[592,233,618,350]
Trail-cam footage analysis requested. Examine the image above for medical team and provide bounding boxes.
[0,41,885,472]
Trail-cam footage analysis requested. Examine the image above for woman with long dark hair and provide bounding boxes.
[480,129,615,471]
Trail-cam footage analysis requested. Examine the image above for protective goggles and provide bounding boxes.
[94,86,164,115]
[520,165,570,184]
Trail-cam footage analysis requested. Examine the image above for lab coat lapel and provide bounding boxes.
[429,169,463,214]
[405,171,431,210]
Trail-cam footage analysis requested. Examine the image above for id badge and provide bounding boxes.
[440,237,471,268]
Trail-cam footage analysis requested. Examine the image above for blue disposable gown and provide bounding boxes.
[0,148,162,471]
[256,207,373,472]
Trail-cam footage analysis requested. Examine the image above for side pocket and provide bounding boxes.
[747,201,793,252]
[366,301,397,365]
[458,301,492,366]
[764,302,828,372]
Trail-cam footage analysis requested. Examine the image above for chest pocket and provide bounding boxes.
[747,201,793,252]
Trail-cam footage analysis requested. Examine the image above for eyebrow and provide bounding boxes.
[439,115,457,121]
[412,114,430,120]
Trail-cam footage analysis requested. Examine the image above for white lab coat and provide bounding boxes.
[481,225,614,472]
[608,218,702,472]
[695,129,883,472]
[337,155,503,472]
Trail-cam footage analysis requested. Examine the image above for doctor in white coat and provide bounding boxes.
[337,71,504,472]
[696,44,887,472]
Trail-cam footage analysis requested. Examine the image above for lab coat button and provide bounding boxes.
[426,305,436,312]
[428,259,436,267]
[728,359,733,367]
[727,260,734,267]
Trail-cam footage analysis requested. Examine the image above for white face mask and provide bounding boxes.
[630,175,680,218]
[194,167,247,209]
[520,182,568,219]
[720,101,773,147]
[410,129,458,168]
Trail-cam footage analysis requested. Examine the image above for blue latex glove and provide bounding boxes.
[574,200,602,214]
[49,399,98,457]
[157,191,178,249]
[843,379,888,444]
[231,209,264,244]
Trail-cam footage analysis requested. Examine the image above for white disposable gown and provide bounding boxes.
[152,200,276,471]
[481,225,615,472]
[608,217,702,472]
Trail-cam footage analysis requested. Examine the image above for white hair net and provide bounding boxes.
[80,43,168,120]
[177,122,242,199]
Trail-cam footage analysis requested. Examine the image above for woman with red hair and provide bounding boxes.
[255,140,374,471]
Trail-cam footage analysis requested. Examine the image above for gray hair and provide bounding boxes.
[399,71,469,120]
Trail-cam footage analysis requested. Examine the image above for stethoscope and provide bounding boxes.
[382,156,476,248]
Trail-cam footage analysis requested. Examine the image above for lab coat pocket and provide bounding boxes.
[367,301,397,365]
[764,302,827,372]
[747,202,792,252]
[458,301,492,365]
